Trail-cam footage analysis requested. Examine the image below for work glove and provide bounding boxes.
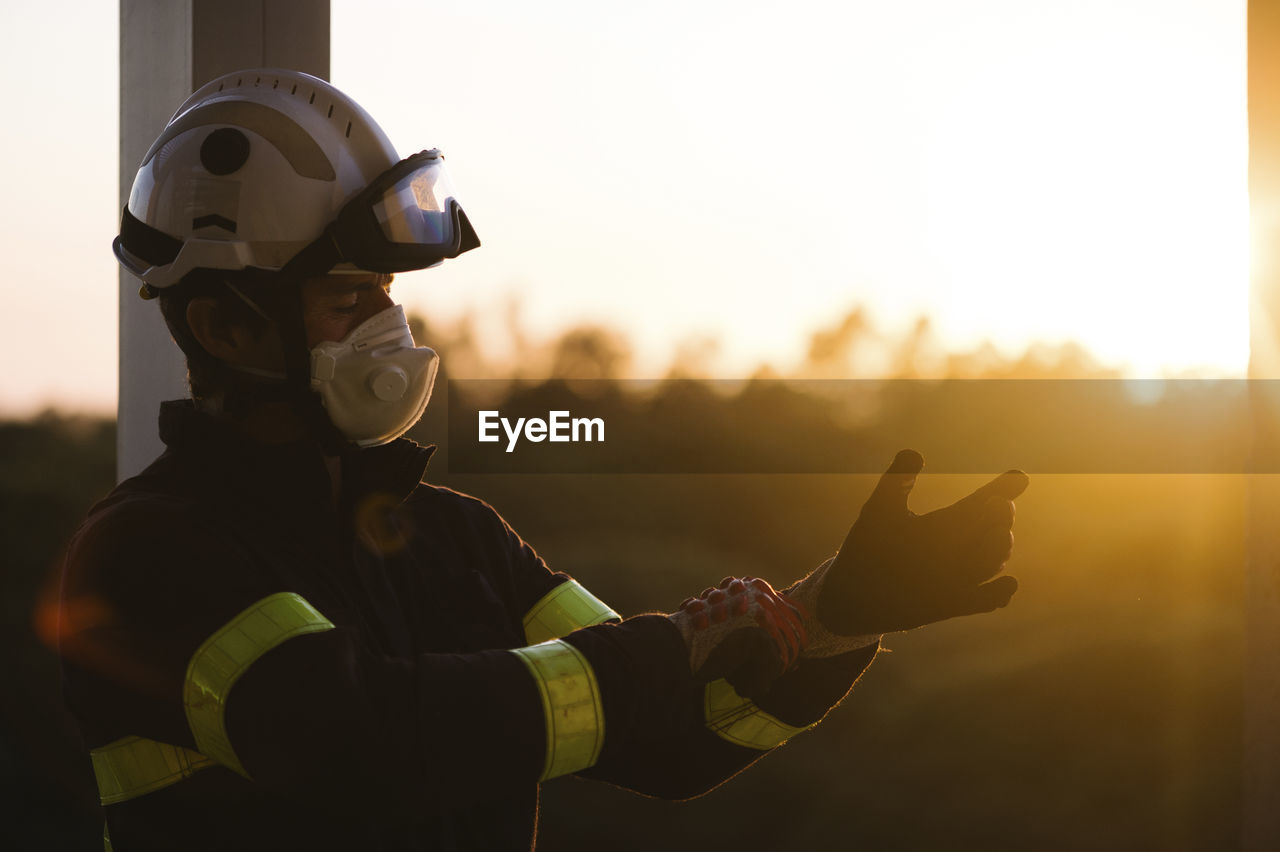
[668,576,807,698]
[787,449,1027,657]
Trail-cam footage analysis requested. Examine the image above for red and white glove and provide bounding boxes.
[668,576,808,698]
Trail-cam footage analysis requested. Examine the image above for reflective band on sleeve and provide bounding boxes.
[523,579,620,645]
[509,639,605,780]
[90,736,213,805]
[704,678,811,750]
[183,592,334,778]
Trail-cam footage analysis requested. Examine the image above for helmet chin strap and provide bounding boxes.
[272,281,358,456]
[273,231,361,456]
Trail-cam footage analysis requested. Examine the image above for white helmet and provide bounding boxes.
[115,68,479,291]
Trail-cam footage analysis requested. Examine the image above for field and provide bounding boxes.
[0,376,1249,849]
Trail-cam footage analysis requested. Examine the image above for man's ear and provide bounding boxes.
[186,297,249,363]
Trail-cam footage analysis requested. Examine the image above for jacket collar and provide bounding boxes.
[157,399,436,510]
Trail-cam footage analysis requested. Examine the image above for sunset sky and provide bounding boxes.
[0,0,1248,416]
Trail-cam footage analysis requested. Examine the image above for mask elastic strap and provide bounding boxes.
[223,282,275,324]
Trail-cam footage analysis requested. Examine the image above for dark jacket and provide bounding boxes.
[59,401,876,851]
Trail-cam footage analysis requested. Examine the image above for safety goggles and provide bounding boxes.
[120,148,481,296]
[284,148,481,278]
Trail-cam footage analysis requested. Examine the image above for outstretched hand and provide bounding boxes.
[817,449,1028,636]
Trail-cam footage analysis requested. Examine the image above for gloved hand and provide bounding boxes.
[668,576,808,698]
[787,449,1027,656]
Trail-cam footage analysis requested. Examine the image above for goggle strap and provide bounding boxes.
[457,205,481,255]
[280,227,345,280]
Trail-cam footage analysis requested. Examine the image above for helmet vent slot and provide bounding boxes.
[327,104,334,118]
[309,92,316,104]
[291,84,298,95]
[272,79,279,89]
[345,121,352,138]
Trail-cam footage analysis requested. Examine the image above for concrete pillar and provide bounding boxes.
[117,0,329,480]
[1247,1,1280,848]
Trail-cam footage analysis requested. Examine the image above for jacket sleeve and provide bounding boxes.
[60,499,707,823]
[496,512,880,800]
[579,643,879,800]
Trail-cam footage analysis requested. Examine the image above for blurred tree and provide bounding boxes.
[551,326,631,380]
[803,307,870,378]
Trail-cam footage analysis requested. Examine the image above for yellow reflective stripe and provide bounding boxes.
[523,579,620,645]
[183,592,334,778]
[510,639,605,780]
[704,678,811,750]
[90,735,214,805]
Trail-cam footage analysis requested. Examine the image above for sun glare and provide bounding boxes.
[918,10,1248,377]
[336,0,1247,382]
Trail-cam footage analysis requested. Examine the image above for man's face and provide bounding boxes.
[185,272,400,377]
[300,272,396,348]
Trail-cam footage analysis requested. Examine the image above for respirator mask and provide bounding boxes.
[223,294,439,448]
[309,304,439,447]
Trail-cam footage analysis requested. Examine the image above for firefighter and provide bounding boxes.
[59,69,1025,851]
